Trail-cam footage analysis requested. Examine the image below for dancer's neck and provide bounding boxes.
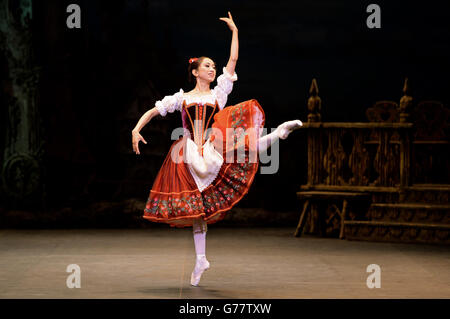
[193,79,211,93]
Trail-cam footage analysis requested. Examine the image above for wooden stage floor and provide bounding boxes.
[0,227,449,299]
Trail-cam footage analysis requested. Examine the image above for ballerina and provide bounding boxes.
[131,11,302,287]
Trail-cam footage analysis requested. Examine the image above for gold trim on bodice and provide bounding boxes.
[183,100,218,148]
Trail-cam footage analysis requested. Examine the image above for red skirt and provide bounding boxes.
[143,99,265,228]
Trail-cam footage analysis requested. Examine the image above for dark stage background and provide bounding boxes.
[1,0,449,228]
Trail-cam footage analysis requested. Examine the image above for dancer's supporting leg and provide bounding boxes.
[258,119,303,153]
[191,217,210,286]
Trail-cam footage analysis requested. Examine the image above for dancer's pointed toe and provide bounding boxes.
[190,258,210,286]
[287,119,303,129]
[276,120,303,139]
[190,272,200,286]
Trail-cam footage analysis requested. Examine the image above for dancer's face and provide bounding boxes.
[193,58,216,84]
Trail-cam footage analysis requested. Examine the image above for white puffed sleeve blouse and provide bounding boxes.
[154,67,238,116]
[212,67,238,110]
[154,89,184,117]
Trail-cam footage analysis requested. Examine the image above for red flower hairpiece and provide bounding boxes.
[189,57,198,64]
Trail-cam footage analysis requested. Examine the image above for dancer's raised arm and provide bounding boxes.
[220,11,238,76]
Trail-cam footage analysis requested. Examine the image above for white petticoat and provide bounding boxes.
[185,136,224,192]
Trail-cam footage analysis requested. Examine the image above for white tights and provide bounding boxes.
[257,119,303,153]
[189,119,302,285]
[192,217,208,256]
[191,217,209,286]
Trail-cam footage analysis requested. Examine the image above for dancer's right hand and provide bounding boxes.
[132,130,147,155]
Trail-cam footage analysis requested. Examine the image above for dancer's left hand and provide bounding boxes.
[219,11,238,32]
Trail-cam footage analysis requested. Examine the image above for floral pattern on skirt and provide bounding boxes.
[143,99,265,228]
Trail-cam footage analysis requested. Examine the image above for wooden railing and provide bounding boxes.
[304,122,413,188]
[302,78,449,191]
[296,78,449,243]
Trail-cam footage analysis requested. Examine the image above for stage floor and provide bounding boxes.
[0,227,449,299]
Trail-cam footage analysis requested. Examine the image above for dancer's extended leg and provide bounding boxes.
[191,217,210,286]
[257,119,303,153]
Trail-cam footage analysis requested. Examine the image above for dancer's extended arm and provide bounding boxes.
[220,11,238,76]
[132,89,184,154]
[131,107,159,155]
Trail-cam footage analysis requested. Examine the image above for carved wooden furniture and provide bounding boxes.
[295,78,450,244]
[295,191,370,239]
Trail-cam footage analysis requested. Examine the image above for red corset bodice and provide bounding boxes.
[181,100,220,147]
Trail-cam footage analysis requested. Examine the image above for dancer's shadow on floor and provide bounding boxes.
[183,286,235,299]
[137,286,234,299]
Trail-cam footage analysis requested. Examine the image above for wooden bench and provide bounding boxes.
[294,191,370,239]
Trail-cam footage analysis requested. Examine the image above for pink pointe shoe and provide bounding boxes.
[190,258,210,286]
[276,120,303,139]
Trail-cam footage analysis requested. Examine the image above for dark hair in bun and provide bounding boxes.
[188,56,215,83]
